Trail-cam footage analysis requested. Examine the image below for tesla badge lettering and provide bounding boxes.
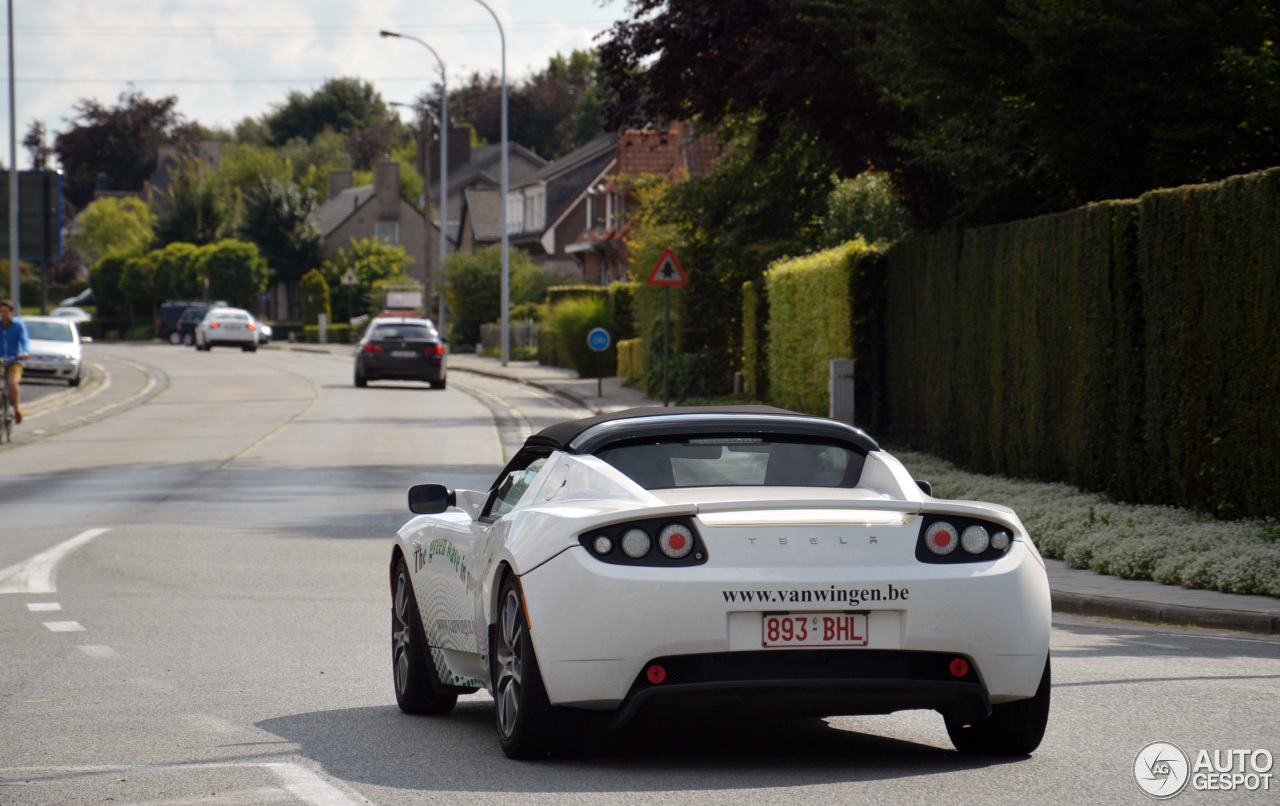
[413,545,427,572]
[809,537,818,545]
[869,536,878,544]
[779,537,788,545]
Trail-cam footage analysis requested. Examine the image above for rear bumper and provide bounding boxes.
[608,649,990,727]
[358,357,445,380]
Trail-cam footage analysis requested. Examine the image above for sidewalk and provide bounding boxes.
[446,352,1280,636]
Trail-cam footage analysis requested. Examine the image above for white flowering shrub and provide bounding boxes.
[896,449,1280,598]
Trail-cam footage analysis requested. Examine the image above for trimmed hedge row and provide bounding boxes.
[764,240,884,415]
[617,337,647,380]
[882,166,1280,519]
[740,281,764,399]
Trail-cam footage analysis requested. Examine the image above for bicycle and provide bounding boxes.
[0,361,13,444]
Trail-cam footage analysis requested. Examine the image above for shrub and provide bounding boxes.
[299,268,331,326]
[445,245,544,346]
[196,239,271,308]
[765,239,883,414]
[617,337,648,380]
[302,323,351,343]
[546,285,606,307]
[545,296,614,376]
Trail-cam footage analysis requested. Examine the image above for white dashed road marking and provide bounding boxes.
[43,621,86,632]
[26,602,61,611]
[0,527,112,594]
[77,645,117,657]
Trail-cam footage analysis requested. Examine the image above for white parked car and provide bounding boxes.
[390,407,1052,759]
[21,316,89,386]
[194,307,259,352]
[50,306,93,324]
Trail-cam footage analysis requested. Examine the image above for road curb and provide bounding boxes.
[1052,591,1280,635]
[452,365,605,414]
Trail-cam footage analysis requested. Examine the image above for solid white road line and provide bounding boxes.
[0,527,111,594]
[26,602,61,611]
[77,645,117,657]
[109,787,291,806]
[43,621,85,632]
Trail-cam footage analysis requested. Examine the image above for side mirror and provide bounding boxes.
[81,336,94,343]
[408,483,455,514]
[915,479,933,496]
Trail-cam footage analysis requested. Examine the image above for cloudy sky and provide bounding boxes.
[7,0,624,161]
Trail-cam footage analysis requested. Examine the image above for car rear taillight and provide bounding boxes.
[155,317,161,331]
[917,516,1016,563]
[658,523,694,559]
[210,321,220,328]
[247,323,256,331]
[924,521,958,555]
[579,517,706,566]
[646,664,667,684]
[362,343,383,353]
[950,657,970,678]
[424,343,444,356]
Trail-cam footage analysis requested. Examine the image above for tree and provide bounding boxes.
[154,157,236,247]
[195,239,270,308]
[23,121,52,170]
[442,49,607,159]
[444,245,545,345]
[322,236,413,321]
[299,268,331,326]
[89,254,130,324]
[53,89,192,209]
[149,241,203,300]
[67,197,154,264]
[119,252,157,329]
[263,78,389,145]
[239,177,324,285]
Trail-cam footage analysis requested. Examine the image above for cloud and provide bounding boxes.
[6,0,619,159]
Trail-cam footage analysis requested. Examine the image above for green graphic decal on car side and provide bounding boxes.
[429,646,484,689]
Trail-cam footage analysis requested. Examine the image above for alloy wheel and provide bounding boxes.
[495,589,524,737]
[393,570,413,697]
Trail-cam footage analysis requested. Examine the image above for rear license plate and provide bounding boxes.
[391,350,417,358]
[762,612,868,648]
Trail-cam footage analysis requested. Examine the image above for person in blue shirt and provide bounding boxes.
[0,299,30,424]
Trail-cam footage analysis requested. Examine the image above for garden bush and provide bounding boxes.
[545,296,615,377]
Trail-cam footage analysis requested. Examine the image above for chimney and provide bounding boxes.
[374,161,400,219]
[328,170,353,200]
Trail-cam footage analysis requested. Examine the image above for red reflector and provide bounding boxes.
[646,664,666,684]
[949,658,969,678]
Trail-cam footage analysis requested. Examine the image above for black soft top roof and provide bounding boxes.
[524,406,879,454]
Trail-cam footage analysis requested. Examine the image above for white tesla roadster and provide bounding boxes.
[390,407,1052,759]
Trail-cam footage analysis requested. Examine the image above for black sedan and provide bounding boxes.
[354,318,446,389]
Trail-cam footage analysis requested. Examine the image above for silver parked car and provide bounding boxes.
[195,307,259,352]
[21,316,89,386]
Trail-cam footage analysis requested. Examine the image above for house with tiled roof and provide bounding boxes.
[549,122,721,284]
[312,162,429,291]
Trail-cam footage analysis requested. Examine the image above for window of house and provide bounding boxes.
[524,186,545,232]
[375,220,399,245]
[507,192,524,234]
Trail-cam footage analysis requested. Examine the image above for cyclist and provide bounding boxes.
[0,299,30,424]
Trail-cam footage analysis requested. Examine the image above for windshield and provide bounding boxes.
[25,321,75,342]
[372,324,435,340]
[597,437,864,490]
[214,312,250,321]
[181,309,206,323]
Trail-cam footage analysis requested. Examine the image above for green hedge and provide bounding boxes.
[544,296,615,376]
[765,240,883,415]
[882,166,1280,519]
[740,280,769,400]
[302,323,352,344]
[546,285,606,307]
[617,337,648,380]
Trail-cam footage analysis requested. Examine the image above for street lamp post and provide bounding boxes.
[380,30,448,341]
[465,0,509,365]
[7,0,18,308]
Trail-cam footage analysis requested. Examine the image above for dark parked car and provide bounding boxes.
[354,318,446,389]
[158,300,209,343]
[175,306,211,345]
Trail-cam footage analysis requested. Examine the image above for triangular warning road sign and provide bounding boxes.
[647,248,688,286]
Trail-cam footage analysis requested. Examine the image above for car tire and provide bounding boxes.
[392,558,458,715]
[355,370,368,388]
[69,372,82,388]
[242,344,256,353]
[946,656,1050,755]
[183,333,194,346]
[493,574,588,759]
[168,331,182,345]
[432,377,447,390]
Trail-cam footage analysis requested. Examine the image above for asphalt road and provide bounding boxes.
[2,343,1278,806]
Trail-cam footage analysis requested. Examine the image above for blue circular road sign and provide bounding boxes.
[587,327,611,352]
